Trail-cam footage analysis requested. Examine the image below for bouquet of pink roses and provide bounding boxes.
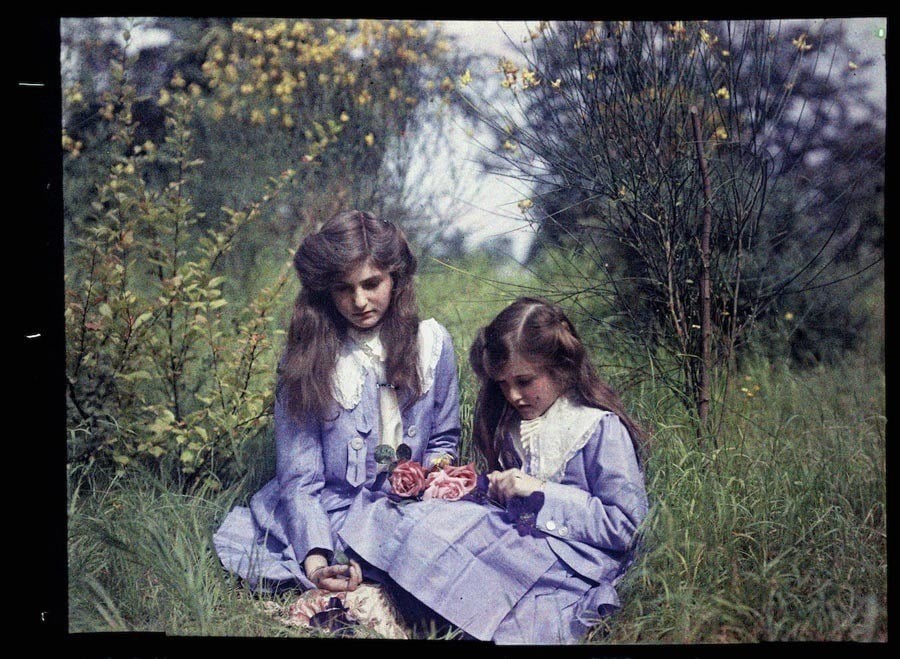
[389,458,479,501]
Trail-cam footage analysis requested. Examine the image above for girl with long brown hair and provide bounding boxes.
[213,210,460,629]
[341,296,648,644]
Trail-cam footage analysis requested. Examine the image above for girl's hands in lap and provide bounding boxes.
[309,560,363,592]
[487,468,544,505]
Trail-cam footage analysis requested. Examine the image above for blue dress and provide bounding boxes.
[338,400,648,644]
[213,320,461,591]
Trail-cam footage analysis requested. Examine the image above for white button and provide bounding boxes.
[558,526,568,536]
[407,425,417,437]
[350,437,364,450]
[545,520,557,531]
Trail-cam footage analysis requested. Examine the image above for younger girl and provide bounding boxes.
[213,210,461,605]
[340,296,648,644]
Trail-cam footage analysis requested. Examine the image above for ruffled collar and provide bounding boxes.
[508,394,609,482]
[332,318,443,410]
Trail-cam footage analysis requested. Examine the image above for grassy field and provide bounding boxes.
[66,257,887,643]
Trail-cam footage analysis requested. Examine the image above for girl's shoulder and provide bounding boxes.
[417,318,451,391]
[419,317,449,341]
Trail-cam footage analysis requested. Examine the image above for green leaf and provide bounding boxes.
[98,303,113,318]
[132,312,153,329]
[209,299,228,309]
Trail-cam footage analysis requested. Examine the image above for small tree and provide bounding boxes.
[459,20,884,431]
[65,30,301,490]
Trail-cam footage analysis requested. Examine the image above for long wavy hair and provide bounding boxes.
[469,296,649,469]
[278,210,421,421]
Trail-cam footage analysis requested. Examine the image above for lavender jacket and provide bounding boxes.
[499,411,648,613]
[246,320,460,567]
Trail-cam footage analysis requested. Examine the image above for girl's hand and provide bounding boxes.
[306,558,363,592]
[487,468,545,506]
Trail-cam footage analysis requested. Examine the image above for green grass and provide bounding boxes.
[67,259,887,642]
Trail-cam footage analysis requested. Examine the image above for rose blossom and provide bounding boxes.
[443,463,477,490]
[422,464,478,501]
[389,460,428,497]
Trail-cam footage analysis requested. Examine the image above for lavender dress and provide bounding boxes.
[339,397,648,644]
[212,320,461,591]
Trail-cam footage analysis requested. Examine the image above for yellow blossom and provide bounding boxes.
[716,86,730,99]
[700,29,719,47]
[551,78,562,89]
[364,133,375,146]
[721,50,730,57]
[170,72,186,88]
[499,58,519,75]
[157,89,171,106]
[240,83,254,95]
[250,108,265,124]
[283,114,294,128]
[459,69,472,87]
[784,312,794,321]
[669,21,686,38]
[522,69,540,88]
[792,33,813,51]
[849,61,859,70]
[340,111,349,122]
[518,198,533,212]
[431,454,453,468]
[502,139,518,151]
[714,126,728,140]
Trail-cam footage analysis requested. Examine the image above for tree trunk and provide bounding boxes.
[689,106,713,432]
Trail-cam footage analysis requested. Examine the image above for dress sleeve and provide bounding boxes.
[422,324,462,466]
[273,392,336,562]
[534,413,647,552]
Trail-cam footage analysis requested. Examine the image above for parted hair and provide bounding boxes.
[278,210,421,420]
[468,296,648,470]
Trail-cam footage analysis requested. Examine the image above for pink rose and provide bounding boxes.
[389,460,428,497]
[422,464,478,501]
[443,463,478,490]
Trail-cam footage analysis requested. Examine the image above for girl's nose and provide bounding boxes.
[353,289,367,308]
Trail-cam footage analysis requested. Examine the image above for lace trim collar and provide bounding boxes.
[509,394,609,482]
[332,318,443,410]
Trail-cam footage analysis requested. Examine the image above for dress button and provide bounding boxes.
[558,526,568,536]
[545,520,557,531]
[350,437,364,450]
[407,425,417,438]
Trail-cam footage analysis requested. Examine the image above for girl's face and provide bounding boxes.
[494,352,565,420]
[330,258,393,330]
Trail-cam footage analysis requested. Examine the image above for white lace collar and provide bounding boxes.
[509,394,610,482]
[332,318,443,410]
